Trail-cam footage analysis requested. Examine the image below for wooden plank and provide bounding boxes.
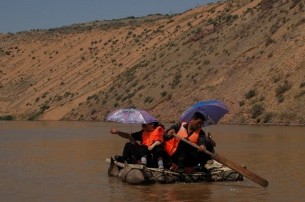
[105,158,180,175]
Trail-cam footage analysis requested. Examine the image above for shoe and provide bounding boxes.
[158,159,164,169]
[141,156,147,165]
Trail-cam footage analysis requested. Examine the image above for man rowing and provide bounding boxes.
[163,112,216,173]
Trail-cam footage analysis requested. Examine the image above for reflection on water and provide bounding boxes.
[0,121,304,202]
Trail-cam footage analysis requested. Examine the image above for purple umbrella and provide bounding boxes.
[179,100,229,125]
[106,108,158,124]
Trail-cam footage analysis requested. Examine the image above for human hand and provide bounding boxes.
[198,144,206,152]
[148,145,154,151]
[110,128,118,134]
[165,129,175,138]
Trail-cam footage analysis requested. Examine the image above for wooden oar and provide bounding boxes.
[173,133,269,187]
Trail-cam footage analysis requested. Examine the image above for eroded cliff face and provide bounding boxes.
[1,0,305,125]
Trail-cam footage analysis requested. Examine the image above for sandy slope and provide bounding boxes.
[0,0,304,125]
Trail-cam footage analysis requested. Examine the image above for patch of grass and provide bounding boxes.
[239,100,245,106]
[272,75,282,83]
[277,94,285,103]
[28,111,43,121]
[0,115,15,120]
[265,37,275,46]
[160,91,167,97]
[251,103,264,118]
[262,112,274,123]
[28,103,50,120]
[40,104,50,112]
[202,60,210,65]
[91,109,97,115]
[144,96,154,104]
[245,89,256,99]
[275,80,292,98]
[171,72,181,89]
[87,94,99,101]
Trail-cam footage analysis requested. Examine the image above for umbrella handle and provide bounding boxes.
[172,133,269,187]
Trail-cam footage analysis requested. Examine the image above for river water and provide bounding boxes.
[0,121,304,202]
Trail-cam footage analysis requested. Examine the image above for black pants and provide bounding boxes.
[171,141,212,168]
[122,142,168,168]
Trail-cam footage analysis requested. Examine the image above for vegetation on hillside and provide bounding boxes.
[0,0,304,125]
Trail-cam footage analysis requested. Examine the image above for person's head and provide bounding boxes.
[189,112,206,131]
[143,121,159,132]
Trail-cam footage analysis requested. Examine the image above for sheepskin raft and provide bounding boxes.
[106,157,243,185]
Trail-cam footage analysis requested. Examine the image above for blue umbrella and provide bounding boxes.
[179,100,229,125]
[106,108,158,124]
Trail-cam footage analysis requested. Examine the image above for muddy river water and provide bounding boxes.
[0,121,304,202]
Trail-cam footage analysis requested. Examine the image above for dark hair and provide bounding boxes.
[151,121,160,128]
[145,121,162,128]
[192,112,206,121]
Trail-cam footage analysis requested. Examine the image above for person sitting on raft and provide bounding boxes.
[163,112,216,174]
[110,121,167,169]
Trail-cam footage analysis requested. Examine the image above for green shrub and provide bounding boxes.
[166,93,172,101]
[272,75,282,83]
[171,72,181,89]
[245,8,253,14]
[262,112,273,123]
[40,104,50,112]
[202,60,210,65]
[277,94,285,103]
[91,109,97,115]
[144,96,154,103]
[265,37,275,46]
[251,103,264,118]
[0,115,15,120]
[245,89,256,99]
[161,91,167,97]
[275,80,292,97]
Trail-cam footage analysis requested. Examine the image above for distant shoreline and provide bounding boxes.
[1,119,304,127]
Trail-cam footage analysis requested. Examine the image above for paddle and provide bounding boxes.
[173,133,269,187]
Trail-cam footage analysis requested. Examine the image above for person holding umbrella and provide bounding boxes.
[163,112,216,173]
[110,121,167,169]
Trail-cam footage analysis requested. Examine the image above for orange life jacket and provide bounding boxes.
[164,122,200,156]
[141,126,164,147]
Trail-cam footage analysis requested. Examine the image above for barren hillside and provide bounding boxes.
[1,0,305,125]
